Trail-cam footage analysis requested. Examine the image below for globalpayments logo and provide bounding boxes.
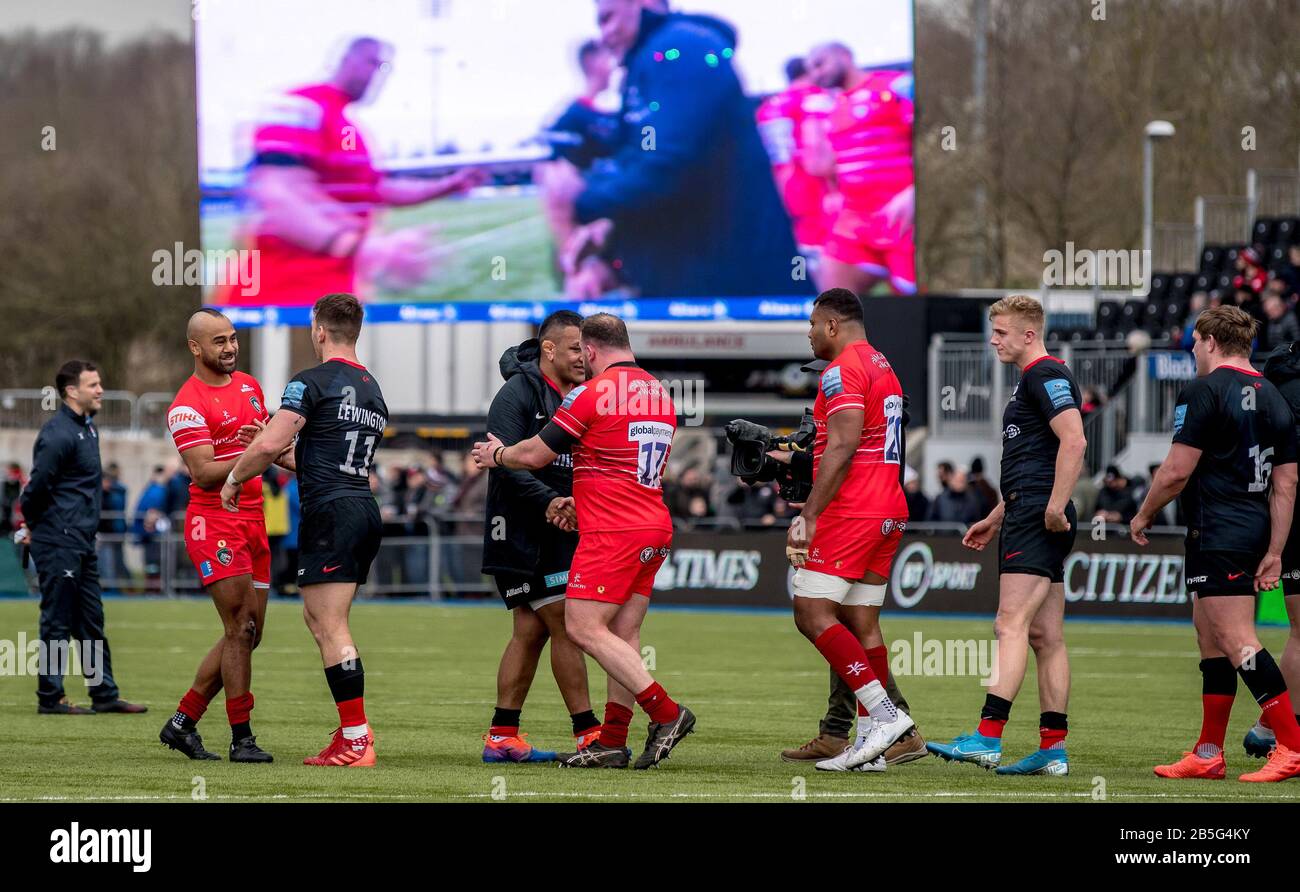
[50,823,151,872]
[1042,242,1151,295]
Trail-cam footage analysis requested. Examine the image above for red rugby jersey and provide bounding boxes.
[550,363,676,534]
[812,341,908,518]
[167,371,269,516]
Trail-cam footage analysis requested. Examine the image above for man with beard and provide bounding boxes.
[160,309,284,762]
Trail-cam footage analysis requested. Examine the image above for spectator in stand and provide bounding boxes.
[97,463,128,594]
[451,452,489,538]
[723,479,778,527]
[2,462,28,535]
[903,465,929,522]
[927,466,983,525]
[1079,386,1104,419]
[935,460,954,494]
[1278,243,1300,299]
[277,472,300,596]
[163,458,190,517]
[402,467,434,591]
[1071,472,1098,522]
[261,467,291,594]
[666,466,713,523]
[1260,292,1300,354]
[132,466,169,593]
[1232,285,1264,325]
[1234,246,1268,297]
[1093,464,1138,526]
[968,456,999,516]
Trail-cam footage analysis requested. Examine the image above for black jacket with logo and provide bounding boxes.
[21,404,103,550]
[480,339,578,578]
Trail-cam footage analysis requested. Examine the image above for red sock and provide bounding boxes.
[489,725,519,738]
[1260,691,1300,750]
[813,624,878,691]
[337,696,367,728]
[635,682,680,724]
[1196,693,1235,752]
[598,702,634,748]
[178,688,210,722]
[225,691,254,726]
[865,645,889,688]
[977,717,1007,738]
[1040,727,1067,750]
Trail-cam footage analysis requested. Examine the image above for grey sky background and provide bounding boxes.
[0,0,191,41]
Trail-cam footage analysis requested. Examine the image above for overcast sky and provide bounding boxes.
[0,0,191,41]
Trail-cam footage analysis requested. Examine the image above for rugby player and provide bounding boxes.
[220,37,483,306]
[1249,341,1300,758]
[221,294,388,767]
[160,309,280,762]
[927,295,1085,775]
[1133,306,1300,782]
[472,313,694,769]
[804,43,915,295]
[780,289,915,772]
[480,311,600,762]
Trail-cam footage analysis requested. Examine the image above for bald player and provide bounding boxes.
[159,309,292,762]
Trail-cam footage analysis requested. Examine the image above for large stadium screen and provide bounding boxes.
[197,0,915,325]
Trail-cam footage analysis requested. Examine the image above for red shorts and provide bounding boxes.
[803,514,906,579]
[823,198,916,293]
[183,509,271,589]
[566,529,672,605]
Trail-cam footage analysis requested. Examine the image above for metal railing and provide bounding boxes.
[0,390,139,432]
[1196,195,1253,247]
[1152,222,1200,273]
[1249,168,1300,219]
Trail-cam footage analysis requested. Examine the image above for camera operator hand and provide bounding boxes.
[765,450,793,465]
[786,513,815,567]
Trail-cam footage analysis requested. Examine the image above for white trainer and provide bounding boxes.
[815,745,886,772]
[842,711,915,769]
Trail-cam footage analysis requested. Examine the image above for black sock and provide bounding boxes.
[570,709,600,735]
[1040,711,1068,731]
[1200,657,1238,695]
[1236,649,1286,705]
[324,658,365,704]
[491,706,522,729]
[231,721,252,743]
[980,693,1013,722]
[170,710,195,732]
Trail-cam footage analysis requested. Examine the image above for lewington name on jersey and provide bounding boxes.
[337,403,387,433]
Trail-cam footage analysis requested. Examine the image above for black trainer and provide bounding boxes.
[230,736,274,763]
[38,697,94,715]
[556,741,631,768]
[633,705,696,769]
[159,720,221,760]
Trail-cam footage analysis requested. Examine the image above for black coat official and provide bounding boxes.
[21,403,123,709]
[481,339,578,581]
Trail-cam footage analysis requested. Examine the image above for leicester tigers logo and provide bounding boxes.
[249,396,263,416]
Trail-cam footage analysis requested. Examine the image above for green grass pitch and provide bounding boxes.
[1,598,1296,803]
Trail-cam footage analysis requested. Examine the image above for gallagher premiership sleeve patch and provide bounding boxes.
[1043,378,1075,409]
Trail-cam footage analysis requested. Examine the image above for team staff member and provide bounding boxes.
[928,296,1085,776]
[19,360,145,715]
[222,293,388,768]
[782,289,915,772]
[1134,306,1300,782]
[480,310,601,762]
[160,309,281,763]
[474,313,695,770]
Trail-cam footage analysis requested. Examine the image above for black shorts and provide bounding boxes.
[997,492,1077,584]
[1283,538,1300,596]
[493,567,570,610]
[297,497,382,587]
[1185,545,1260,598]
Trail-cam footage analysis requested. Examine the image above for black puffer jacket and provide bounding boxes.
[1263,341,1300,446]
[480,339,578,578]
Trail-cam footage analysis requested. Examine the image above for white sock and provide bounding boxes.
[854,679,898,724]
[1194,741,1222,759]
[342,723,369,741]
